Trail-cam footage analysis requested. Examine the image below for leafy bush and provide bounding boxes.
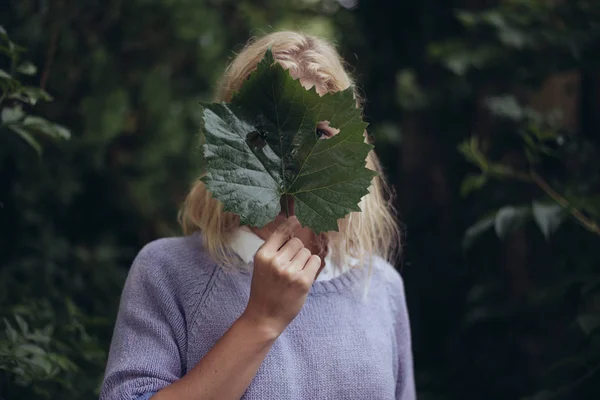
[420,1,600,398]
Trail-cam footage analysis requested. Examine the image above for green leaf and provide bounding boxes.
[4,318,18,342]
[1,106,25,123]
[49,354,78,372]
[396,69,428,110]
[460,173,488,197]
[372,122,402,145]
[31,356,55,375]
[16,344,46,357]
[10,87,54,105]
[8,125,42,156]
[485,95,523,121]
[532,201,565,240]
[462,214,495,250]
[497,27,529,49]
[455,11,478,28]
[16,62,37,76]
[200,50,375,233]
[53,124,71,140]
[23,116,70,139]
[0,69,11,79]
[14,315,29,334]
[494,205,530,239]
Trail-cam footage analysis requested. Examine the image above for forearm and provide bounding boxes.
[153,313,279,400]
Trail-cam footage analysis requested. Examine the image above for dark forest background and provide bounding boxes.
[1,0,600,399]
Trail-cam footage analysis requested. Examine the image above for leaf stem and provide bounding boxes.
[529,170,600,236]
[284,196,290,218]
[503,168,600,235]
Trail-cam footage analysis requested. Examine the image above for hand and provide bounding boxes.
[241,217,322,337]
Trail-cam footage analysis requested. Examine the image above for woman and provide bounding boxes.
[100,31,415,400]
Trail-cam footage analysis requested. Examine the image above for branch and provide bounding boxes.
[493,166,600,236]
[529,171,600,236]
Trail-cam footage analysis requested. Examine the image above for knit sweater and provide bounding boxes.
[100,233,416,400]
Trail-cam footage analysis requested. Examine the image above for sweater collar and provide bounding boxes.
[228,226,265,265]
[227,227,356,283]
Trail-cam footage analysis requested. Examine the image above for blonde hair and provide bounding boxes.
[180,31,400,270]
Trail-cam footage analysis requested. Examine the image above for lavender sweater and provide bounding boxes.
[100,234,416,400]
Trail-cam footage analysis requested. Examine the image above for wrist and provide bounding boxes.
[238,310,285,342]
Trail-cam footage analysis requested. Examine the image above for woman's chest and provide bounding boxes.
[243,319,397,399]
[186,275,398,399]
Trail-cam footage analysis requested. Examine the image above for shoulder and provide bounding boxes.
[127,233,218,301]
[135,233,211,269]
[371,256,405,291]
[369,256,408,310]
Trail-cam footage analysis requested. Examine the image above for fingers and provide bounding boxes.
[289,248,312,272]
[301,255,322,281]
[261,217,301,254]
[276,237,304,265]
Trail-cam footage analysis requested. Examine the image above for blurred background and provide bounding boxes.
[1,0,600,399]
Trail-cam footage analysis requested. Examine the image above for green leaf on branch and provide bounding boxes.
[10,87,54,105]
[532,201,565,240]
[396,69,428,110]
[200,50,375,233]
[460,173,488,197]
[2,106,25,123]
[463,213,495,250]
[0,69,11,79]
[485,95,524,121]
[14,314,29,333]
[455,11,478,29]
[4,318,18,342]
[494,205,530,239]
[458,137,490,171]
[22,116,70,140]
[16,62,37,76]
[8,125,42,156]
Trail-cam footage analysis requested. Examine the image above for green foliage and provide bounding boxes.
[0,26,88,398]
[458,106,600,240]
[201,51,374,232]
[0,301,103,398]
[0,26,69,156]
[428,1,600,398]
[430,0,600,81]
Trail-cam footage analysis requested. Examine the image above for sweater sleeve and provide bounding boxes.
[100,242,189,400]
[392,272,417,400]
